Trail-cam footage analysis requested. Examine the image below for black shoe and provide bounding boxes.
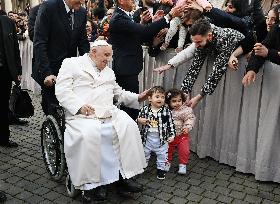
[9,117,28,125]
[116,178,143,194]
[82,186,107,203]
[0,191,7,202]
[93,186,107,201]
[0,140,18,148]
[157,169,166,180]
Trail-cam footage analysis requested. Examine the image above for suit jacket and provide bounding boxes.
[0,15,22,82]
[28,4,40,42]
[33,0,90,85]
[108,7,168,76]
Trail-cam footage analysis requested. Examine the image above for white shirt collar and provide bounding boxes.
[87,54,101,75]
[63,0,73,13]
[118,7,131,17]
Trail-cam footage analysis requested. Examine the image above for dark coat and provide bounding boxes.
[0,15,22,82]
[247,24,280,73]
[108,7,168,76]
[32,0,90,85]
[28,4,40,42]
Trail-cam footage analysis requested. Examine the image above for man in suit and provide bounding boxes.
[109,0,182,120]
[28,4,41,42]
[33,0,90,115]
[0,15,22,147]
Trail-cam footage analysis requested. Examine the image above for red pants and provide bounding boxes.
[167,134,190,165]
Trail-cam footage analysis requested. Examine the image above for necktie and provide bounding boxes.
[67,10,74,30]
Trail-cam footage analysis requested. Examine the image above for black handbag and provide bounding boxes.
[9,84,34,118]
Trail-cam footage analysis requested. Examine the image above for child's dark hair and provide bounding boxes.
[165,88,187,108]
[147,86,165,96]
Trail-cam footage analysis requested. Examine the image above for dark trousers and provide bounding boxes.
[41,85,59,115]
[115,75,139,120]
[0,68,12,144]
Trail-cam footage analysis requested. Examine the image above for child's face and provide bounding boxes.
[170,95,183,110]
[149,91,165,109]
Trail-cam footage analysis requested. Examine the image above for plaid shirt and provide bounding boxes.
[138,104,176,146]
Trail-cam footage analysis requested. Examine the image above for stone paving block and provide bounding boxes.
[203,170,218,177]
[160,185,176,194]
[216,172,231,181]
[273,194,280,203]
[202,190,218,200]
[155,192,173,201]
[228,183,245,191]
[214,179,230,187]
[186,192,203,202]
[244,194,262,203]
[42,191,63,201]
[145,181,162,190]
[229,176,245,184]
[27,194,46,203]
[257,183,275,192]
[231,199,250,204]
[200,198,218,204]
[6,185,25,196]
[258,190,275,200]
[137,194,156,203]
[32,186,51,196]
[14,190,33,201]
[262,199,279,204]
[188,186,205,195]
[169,196,187,204]
[229,190,246,200]
[188,172,204,180]
[172,188,189,198]
[5,197,25,204]
[213,186,231,196]
[201,176,216,183]
[152,199,169,204]
[200,181,216,190]
[243,187,258,196]
[273,188,280,195]
[216,194,233,203]
[175,181,190,191]
[53,195,75,204]
[243,180,259,189]
[187,178,202,186]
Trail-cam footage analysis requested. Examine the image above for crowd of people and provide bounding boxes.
[0,0,279,202]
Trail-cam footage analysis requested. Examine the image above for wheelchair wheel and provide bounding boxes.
[65,174,80,198]
[41,115,66,181]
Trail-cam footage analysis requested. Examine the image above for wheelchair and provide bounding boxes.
[40,104,79,198]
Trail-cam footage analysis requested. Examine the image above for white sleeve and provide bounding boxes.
[168,42,196,67]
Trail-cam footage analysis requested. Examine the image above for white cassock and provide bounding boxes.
[55,54,147,189]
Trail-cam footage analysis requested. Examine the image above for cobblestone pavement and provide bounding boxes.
[1,93,280,204]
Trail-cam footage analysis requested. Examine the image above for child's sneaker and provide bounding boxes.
[165,162,171,172]
[178,164,186,175]
[157,169,166,180]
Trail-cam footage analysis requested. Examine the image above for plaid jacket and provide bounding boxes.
[138,104,176,146]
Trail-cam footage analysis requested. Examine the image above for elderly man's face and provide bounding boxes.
[90,46,112,70]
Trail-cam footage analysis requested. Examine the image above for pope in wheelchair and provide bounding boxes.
[54,40,148,202]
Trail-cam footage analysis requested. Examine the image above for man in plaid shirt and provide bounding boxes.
[137,86,176,180]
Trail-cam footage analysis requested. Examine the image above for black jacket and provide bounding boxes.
[28,4,40,42]
[0,15,22,82]
[33,0,89,85]
[109,7,169,76]
[247,24,280,73]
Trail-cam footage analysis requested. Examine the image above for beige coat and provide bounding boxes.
[55,54,147,186]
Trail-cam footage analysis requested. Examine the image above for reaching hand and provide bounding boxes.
[152,10,165,22]
[137,118,150,125]
[185,0,203,12]
[44,75,56,87]
[228,54,238,70]
[138,88,151,102]
[187,94,203,109]
[169,5,184,18]
[141,10,152,24]
[253,43,268,58]
[242,71,256,87]
[152,28,167,47]
[153,64,172,74]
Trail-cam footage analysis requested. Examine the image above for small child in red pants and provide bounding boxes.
[165,88,195,174]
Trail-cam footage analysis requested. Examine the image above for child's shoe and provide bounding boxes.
[165,162,171,172]
[160,43,169,51]
[178,164,187,175]
[157,169,166,180]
